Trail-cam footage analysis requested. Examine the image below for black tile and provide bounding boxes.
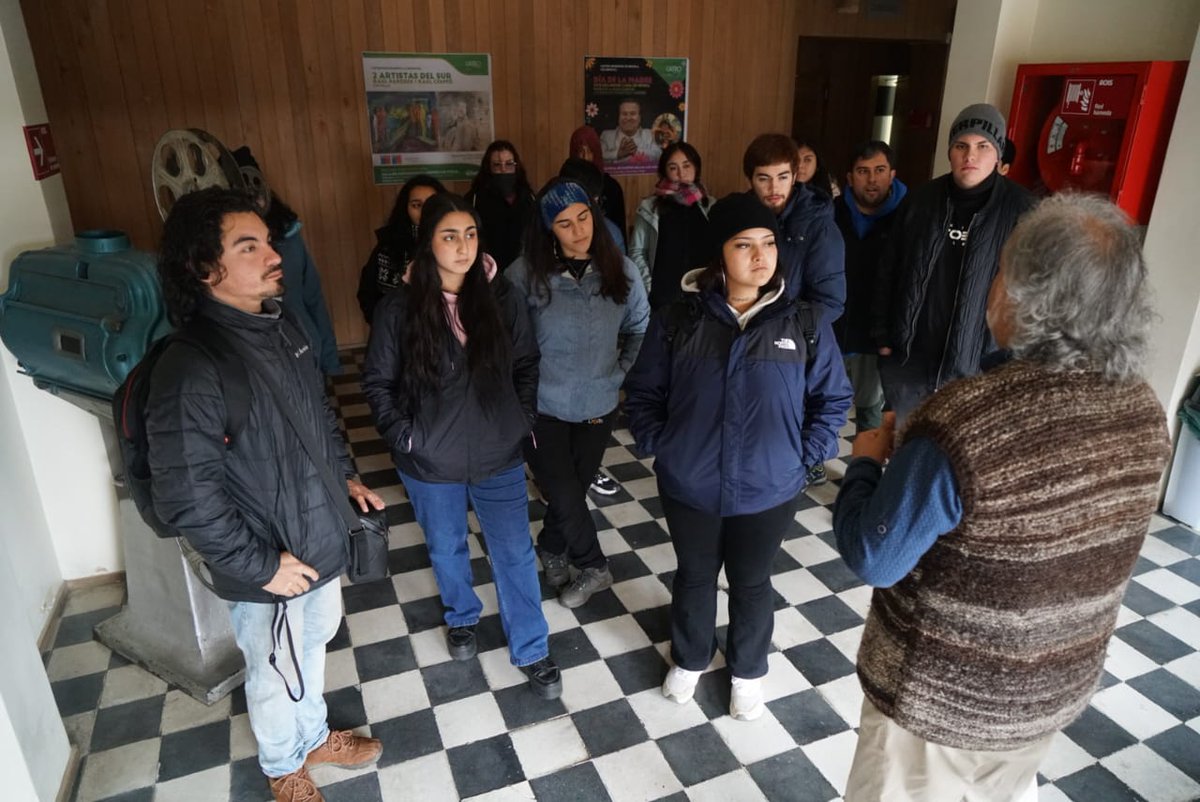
[784,639,857,686]
[493,683,568,730]
[157,719,230,782]
[387,544,431,574]
[640,496,665,519]
[420,658,490,706]
[474,614,509,654]
[385,502,416,526]
[748,748,839,802]
[619,521,671,548]
[338,391,366,406]
[656,723,740,786]
[1155,525,1200,555]
[342,413,374,429]
[590,486,634,506]
[1186,598,1200,618]
[328,618,352,652]
[771,587,792,611]
[353,636,417,683]
[446,733,524,798]
[323,686,368,730]
[794,492,820,512]
[1167,557,1200,585]
[815,530,839,550]
[341,579,398,615]
[352,439,390,457]
[89,695,165,752]
[50,672,106,718]
[1128,668,1200,720]
[361,468,400,488]
[322,772,383,802]
[530,761,611,802]
[768,689,852,745]
[1061,705,1138,758]
[1098,670,1122,690]
[400,596,447,633]
[606,646,669,695]
[1114,620,1193,664]
[807,559,864,593]
[54,606,122,649]
[93,788,155,802]
[607,460,654,482]
[107,650,132,670]
[590,508,613,531]
[633,605,673,645]
[1146,724,1200,783]
[1055,764,1147,802]
[796,596,863,635]
[371,708,442,767]
[570,589,630,624]
[547,627,602,670]
[692,670,731,719]
[1130,555,1157,577]
[572,698,649,757]
[608,550,653,582]
[771,548,803,574]
[1121,580,1176,617]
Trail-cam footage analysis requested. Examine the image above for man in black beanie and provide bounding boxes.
[871,103,1033,420]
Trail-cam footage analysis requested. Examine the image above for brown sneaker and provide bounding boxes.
[304,729,383,769]
[268,767,323,802]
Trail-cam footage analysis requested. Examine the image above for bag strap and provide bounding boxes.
[795,301,818,364]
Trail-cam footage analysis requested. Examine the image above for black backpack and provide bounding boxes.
[663,293,819,362]
[111,321,250,538]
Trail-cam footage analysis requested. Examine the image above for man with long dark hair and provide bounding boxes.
[147,188,385,802]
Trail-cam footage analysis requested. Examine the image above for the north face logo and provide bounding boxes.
[774,338,797,351]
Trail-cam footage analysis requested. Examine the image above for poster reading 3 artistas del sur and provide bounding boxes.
[583,56,689,176]
[363,52,494,183]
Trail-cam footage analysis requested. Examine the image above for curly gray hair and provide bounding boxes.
[1001,193,1154,382]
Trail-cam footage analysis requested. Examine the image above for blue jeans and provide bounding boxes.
[399,462,549,667]
[227,578,343,777]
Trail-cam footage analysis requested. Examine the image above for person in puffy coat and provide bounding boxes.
[360,193,561,700]
[625,192,852,722]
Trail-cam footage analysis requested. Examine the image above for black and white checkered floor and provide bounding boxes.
[47,350,1200,801]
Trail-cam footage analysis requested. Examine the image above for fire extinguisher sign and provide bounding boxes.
[23,123,60,181]
[1062,80,1096,115]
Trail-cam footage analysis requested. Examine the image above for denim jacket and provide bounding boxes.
[507,255,649,421]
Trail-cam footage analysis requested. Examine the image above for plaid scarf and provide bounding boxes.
[654,178,707,207]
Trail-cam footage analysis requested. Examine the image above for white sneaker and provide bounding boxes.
[661,666,702,704]
[730,676,764,721]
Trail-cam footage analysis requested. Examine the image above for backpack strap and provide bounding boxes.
[795,301,818,364]
[662,294,704,348]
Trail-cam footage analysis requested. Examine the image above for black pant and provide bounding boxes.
[661,489,796,679]
[524,411,615,570]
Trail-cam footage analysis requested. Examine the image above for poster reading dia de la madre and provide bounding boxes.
[583,56,689,176]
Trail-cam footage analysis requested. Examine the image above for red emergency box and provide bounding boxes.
[1007,61,1187,224]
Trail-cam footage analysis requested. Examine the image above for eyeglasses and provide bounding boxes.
[491,160,518,172]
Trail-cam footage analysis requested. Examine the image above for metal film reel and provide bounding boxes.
[151,128,244,220]
[239,164,273,214]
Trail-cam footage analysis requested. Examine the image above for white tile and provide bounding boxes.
[464,781,536,801]
[1147,514,1175,533]
[626,686,710,739]
[409,627,453,668]
[541,597,583,634]
[360,669,431,722]
[687,769,769,802]
[1138,536,1192,567]
[637,543,678,575]
[782,535,840,567]
[62,711,96,755]
[1038,730,1097,781]
[392,566,441,603]
[345,605,409,646]
[510,715,589,779]
[377,751,459,802]
[355,451,395,472]
[1135,568,1200,604]
[838,585,874,619]
[479,646,527,691]
[762,651,813,701]
[805,481,840,507]
[592,741,684,801]
[154,764,230,802]
[64,583,125,616]
[583,615,653,657]
[75,738,160,802]
[1148,606,1200,650]
[795,506,834,535]
[1115,605,1144,629]
[597,527,634,556]
[387,521,426,548]
[827,626,865,663]
[433,691,507,748]
[560,660,624,713]
[599,500,655,528]
[45,640,112,682]
[773,569,833,605]
[1166,651,1200,687]
[771,607,824,650]
[620,476,660,499]
[711,709,796,764]
[611,575,673,613]
[816,674,864,728]
[98,664,167,708]
[1100,742,1200,802]
[1104,634,1161,680]
[801,730,859,796]
[339,402,369,417]
[477,582,500,617]
[228,712,257,761]
[324,646,360,691]
[1037,785,1074,802]
[1090,683,1178,740]
[160,689,232,734]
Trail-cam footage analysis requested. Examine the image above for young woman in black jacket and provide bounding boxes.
[360,193,560,698]
[464,140,536,271]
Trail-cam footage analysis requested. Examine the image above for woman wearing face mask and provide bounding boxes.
[360,193,561,699]
[569,125,626,237]
[628,142,714,309]
[507,179,650,609]
[465,140,536,271]
[358,174,445,325]
[625,193,852,721]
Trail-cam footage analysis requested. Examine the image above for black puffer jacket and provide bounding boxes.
[465,186,536,271]
[360,275,539,484]
[872,174,1033,376]
[146,298,353,603]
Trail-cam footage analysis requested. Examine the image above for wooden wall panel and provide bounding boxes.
[20,0,954,346]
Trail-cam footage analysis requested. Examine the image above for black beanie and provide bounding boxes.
[706,192,780,262]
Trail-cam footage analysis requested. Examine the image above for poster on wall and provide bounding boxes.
[583,56,689,176]
[363,52,494,184]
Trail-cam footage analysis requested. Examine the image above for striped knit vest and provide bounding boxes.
[856,360,1168,751]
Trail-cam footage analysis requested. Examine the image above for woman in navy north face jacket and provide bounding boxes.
[625,192,851,722]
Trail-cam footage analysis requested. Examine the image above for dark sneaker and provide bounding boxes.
[539,549,570,587]
[520,656,563,699]
[806,464,828,486]
[305,729,382,769]
[558,564,613,608]
[446,625,477,661]
[589,472,620,496]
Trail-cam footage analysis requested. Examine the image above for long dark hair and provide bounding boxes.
[793,135,837,197]
[523,177,629,305]
[403,193,510,408]
[381,174,445,253]
[467,140,533,198]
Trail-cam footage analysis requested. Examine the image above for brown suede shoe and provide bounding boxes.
[268,766,323,802]
[304,729,383,769]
